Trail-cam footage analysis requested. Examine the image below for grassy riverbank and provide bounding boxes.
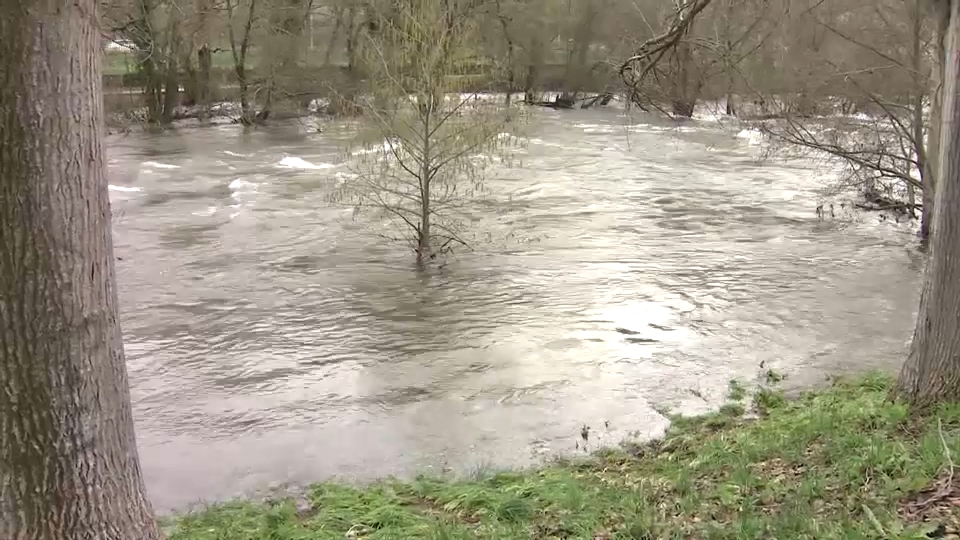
[168,374,960,539]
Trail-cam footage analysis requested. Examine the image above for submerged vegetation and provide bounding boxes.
[168,374,960,539]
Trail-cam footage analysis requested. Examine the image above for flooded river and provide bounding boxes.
[106,108,922,513]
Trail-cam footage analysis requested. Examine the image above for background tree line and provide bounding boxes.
[100,0,946,241]
[98,0,941,118]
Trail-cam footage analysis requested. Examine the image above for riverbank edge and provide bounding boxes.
[165,373,960,539]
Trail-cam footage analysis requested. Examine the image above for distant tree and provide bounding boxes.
[757,0,940,240]
[0,0,161,538]
[121,0,185,124]
[619,0,714,116]
[257,0,315,122]
[225,0,262,124]
[893,0,960,406]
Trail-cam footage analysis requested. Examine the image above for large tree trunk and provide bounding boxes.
[893,0,960,407]
[0,2,162,538]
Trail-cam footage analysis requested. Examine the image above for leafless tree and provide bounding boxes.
[752,0,942,239]
[334,0,520,261]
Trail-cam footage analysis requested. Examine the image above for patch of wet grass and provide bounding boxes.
[168,373,960,539]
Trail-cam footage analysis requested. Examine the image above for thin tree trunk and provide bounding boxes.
[182,55,199,106]
[564,4,595,99]
[497,8,515,107]
[141,56,164,123]
[323,6,345,66]
[161,57,179,124]
[329,6,363,116]
[925,0,951,241]
[0,1,161,538]
[134,0,164,124]
[418,103,433,260]
[671,38,697,117]
[669,0,698,117]
[198,45,213,121]
[910,0,929,237]
[228,0,258,125]
[893,0,960,407]
[723,0,736,116]
[197,0,214,121]
[524,35,543,104]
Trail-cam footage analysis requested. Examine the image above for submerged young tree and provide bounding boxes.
[337,0,518,262]
[0,0,161,538]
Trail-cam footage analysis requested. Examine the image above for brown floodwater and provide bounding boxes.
[105,108,922,513]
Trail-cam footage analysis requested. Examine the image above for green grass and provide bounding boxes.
[103,50,242,76]
[103,51,138,76]
[167,373,960,539]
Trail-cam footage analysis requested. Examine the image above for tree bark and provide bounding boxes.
[198,45,214,121]
[924,0,951,241]
[911,0,931,239]
[161,57,180,125]
[196,0,214,120]
[670,37,698,117]
[227,0,259,125]
[523,34,543,105]
[893,0,960,407]
[669,0,699,118]
[417,103,433,261]
[134,0,164,124]
[0,2,162,538]
[260,0,312,122]
[496,5,515,107]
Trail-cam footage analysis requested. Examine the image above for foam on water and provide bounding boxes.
[737,128,764,146]
[109,185,142,192]
[143,161,180,169]
[277,156,335,170]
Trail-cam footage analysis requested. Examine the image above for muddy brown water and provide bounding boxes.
[105,108,922,513]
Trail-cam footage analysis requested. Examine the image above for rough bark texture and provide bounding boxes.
[893,0,960,407]
[0,2,162,538]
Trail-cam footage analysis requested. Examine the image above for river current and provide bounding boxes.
[105,107,922,512]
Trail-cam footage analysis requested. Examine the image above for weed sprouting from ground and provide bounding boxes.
[727,378,747,402]
[169,373,960,539]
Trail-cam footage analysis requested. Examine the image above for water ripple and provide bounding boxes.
[107,109,921,513]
